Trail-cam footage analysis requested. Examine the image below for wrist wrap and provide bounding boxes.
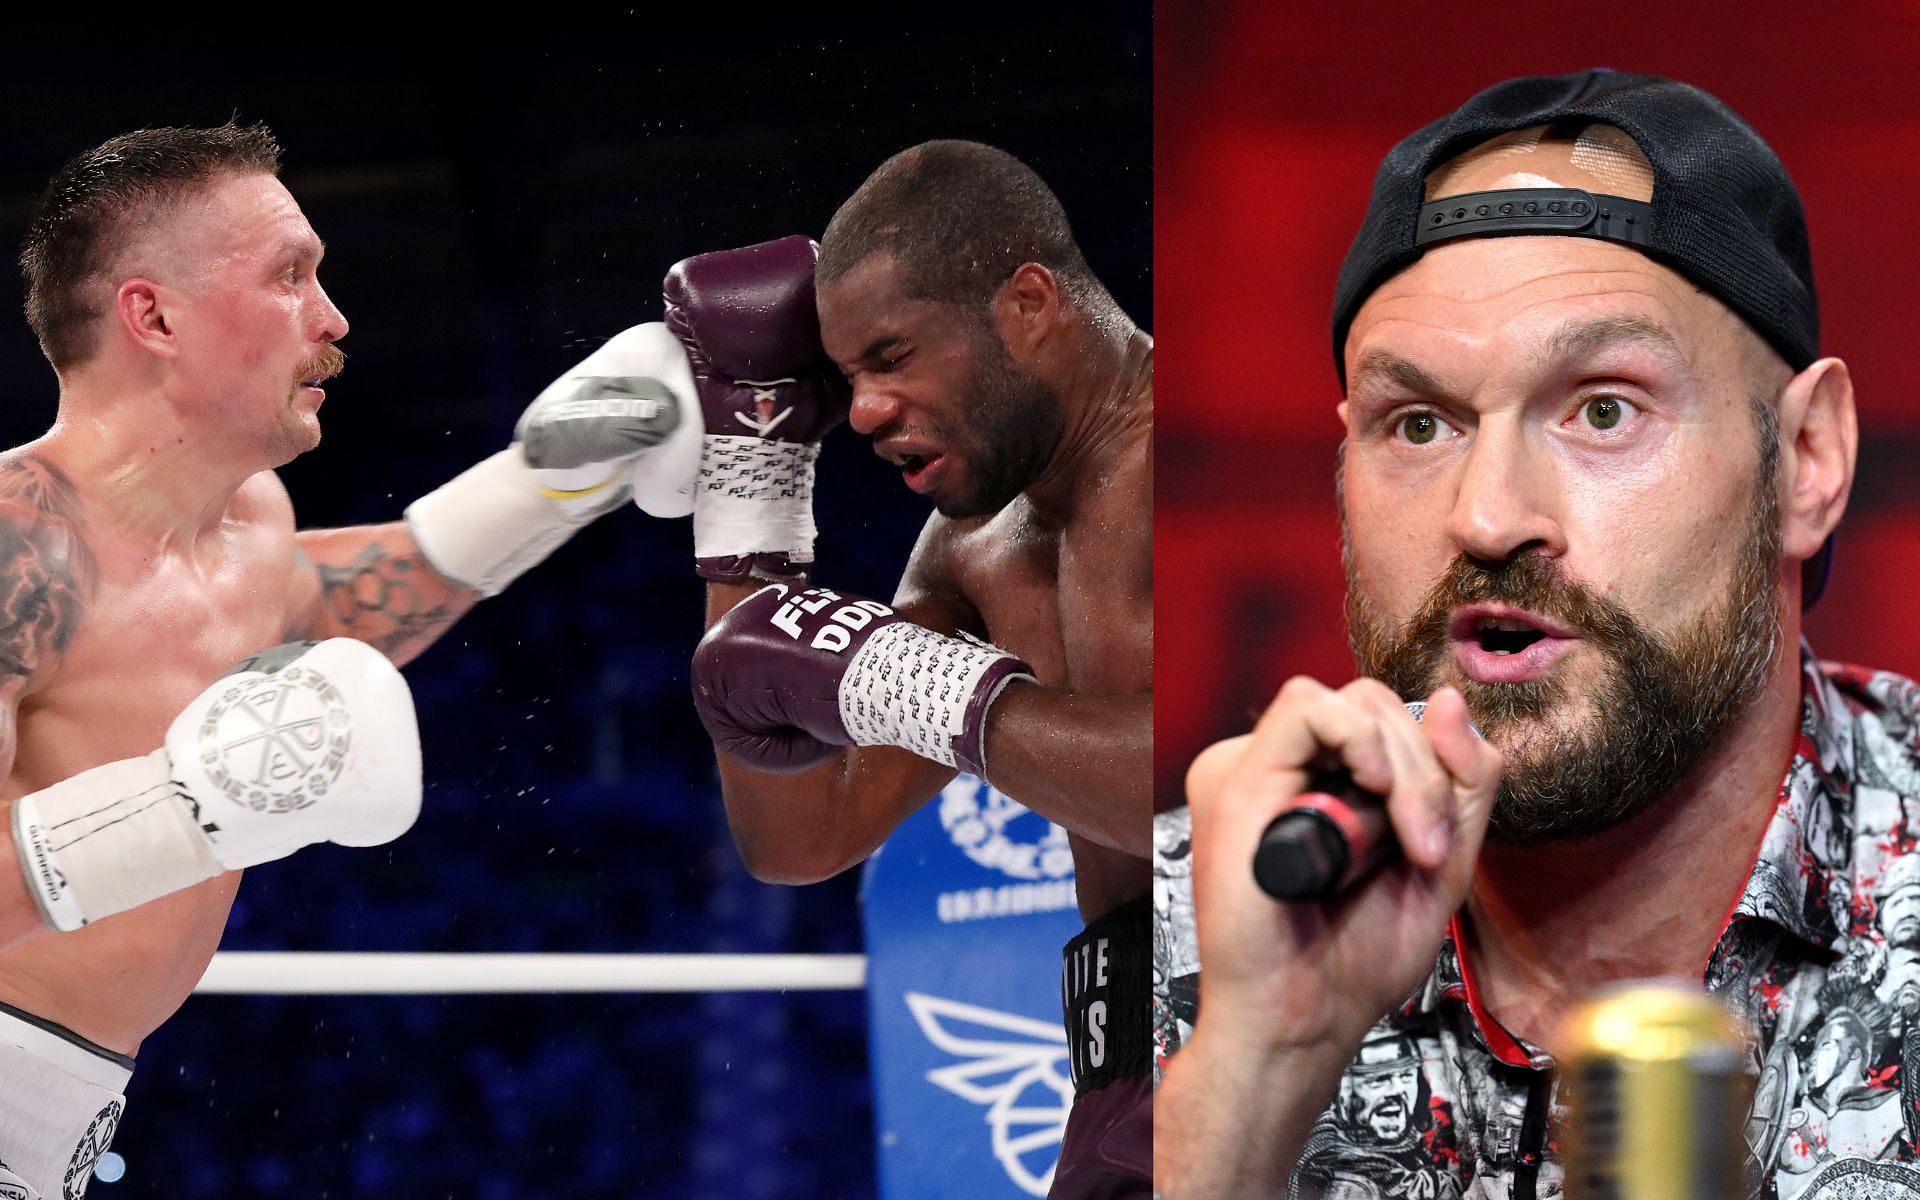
[693,434,820,581]
[836,622,1032,776]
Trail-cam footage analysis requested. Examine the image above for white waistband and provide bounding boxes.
[0,1007,132,1093]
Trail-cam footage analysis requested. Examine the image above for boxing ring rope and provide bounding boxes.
[194,952,868,995]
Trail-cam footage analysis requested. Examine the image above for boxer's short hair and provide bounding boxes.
[20,121,283,370]
[820,139,1098,312]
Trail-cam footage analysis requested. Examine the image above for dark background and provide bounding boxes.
[1156,0,1920,801]
[0,13,1149,1199]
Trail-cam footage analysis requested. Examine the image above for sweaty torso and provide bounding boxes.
[930,413,1152,923]
[0,453,296,1055]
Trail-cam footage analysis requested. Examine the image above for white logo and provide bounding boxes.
[735,377,799,436]
[906,992,1072,1198]
[552,382,667,422]
[939,776,1074,882]
[198,668,351,813]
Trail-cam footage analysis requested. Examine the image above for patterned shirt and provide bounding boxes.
[1152,649,1920,1200]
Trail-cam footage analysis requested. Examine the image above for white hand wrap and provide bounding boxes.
[693,435,820,565]
[11,639,421,932]
[836,622,1031,774]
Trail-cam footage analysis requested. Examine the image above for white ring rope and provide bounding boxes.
[195,952,868,995]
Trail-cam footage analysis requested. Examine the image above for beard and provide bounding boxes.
[1363,1094,1411,1141]
[1344,436,1783,846]
[933,327,1063,519]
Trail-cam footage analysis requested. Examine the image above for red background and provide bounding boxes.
[1155,1,1920,801]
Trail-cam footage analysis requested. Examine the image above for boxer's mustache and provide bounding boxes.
[1401,554,1646,653]
[295,344,346,385]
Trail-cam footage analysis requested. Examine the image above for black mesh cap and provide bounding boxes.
[1333,69,1817,375]
[1332,68,1833,605]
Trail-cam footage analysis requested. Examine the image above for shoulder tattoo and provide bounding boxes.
[0,455,97,685]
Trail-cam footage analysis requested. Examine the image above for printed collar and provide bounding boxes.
[1721,642,1855,954]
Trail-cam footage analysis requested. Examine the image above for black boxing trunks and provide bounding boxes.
[1052,897,1151,1199]
[0,999,133,1200]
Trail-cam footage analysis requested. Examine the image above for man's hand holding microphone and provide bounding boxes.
[1156,678,1501,1199]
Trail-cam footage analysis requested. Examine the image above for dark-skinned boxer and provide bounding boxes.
[660,143,1153,1198]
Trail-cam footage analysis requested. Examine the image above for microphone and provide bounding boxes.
[1556,981,1750,1200]
[1251,701,1425,901]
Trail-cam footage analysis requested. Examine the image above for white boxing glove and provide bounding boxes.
[517,323,703,520]
[12,639,422,932]
[404,323,702,597]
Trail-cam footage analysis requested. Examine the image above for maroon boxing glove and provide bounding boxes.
[693,583,1034,777]
[663,236,850,583]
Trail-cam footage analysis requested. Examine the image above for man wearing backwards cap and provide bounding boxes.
[1155,70,1920,1198]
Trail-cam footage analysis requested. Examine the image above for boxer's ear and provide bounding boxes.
[993,263,1060,355]
[115,278,179,360]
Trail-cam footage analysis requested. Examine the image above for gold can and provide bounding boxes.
[1557,980,1752,1200]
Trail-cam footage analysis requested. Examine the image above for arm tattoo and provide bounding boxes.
[312,543,457,656]
[0,455,97,687]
